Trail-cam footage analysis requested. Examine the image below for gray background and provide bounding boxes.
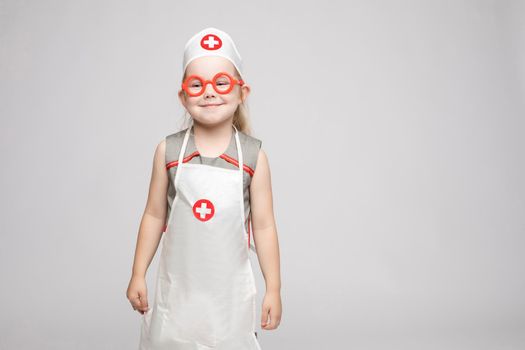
[1,0,524,349]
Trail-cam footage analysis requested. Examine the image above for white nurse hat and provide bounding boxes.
[182,27,244,81]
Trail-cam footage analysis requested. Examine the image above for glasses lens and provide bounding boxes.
[186,77,203,95]
[214,74,232,93]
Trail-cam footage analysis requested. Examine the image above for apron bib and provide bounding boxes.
[139,123,262,350]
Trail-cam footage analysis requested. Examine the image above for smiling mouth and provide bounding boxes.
[201,103,224,107]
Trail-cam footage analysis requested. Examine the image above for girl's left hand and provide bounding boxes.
[261,290,282,330]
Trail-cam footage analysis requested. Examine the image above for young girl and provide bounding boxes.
[126,27,282,349]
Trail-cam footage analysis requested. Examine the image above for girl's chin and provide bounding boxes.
[193,115,230,125]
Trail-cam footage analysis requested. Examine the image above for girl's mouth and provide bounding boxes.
[201,103,224,108]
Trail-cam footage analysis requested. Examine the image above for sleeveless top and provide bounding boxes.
[164,126,263,235]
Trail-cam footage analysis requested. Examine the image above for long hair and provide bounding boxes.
[179,67,252,135]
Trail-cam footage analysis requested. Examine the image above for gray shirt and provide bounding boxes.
[164,127,262,232]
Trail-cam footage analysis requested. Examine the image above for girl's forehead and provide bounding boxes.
[185,56,236,76]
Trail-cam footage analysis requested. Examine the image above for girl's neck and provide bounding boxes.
[191,118,235,157]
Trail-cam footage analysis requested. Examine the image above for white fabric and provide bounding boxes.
[139,123,261,349]
[182,27,244,81]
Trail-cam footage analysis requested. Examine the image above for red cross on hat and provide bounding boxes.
[200,34,222,51]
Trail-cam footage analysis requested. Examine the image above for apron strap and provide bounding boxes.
[232,124,243,179]
[233,125,255,252]
[174,124,192,189]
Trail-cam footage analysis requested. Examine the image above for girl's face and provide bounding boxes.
[178,56,250,126]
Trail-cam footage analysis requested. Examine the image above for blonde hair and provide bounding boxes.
[180,67,253,135]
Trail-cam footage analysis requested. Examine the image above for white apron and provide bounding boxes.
[139,124,262,350]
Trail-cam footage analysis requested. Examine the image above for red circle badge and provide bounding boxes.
[200,34,222,51]
[192,199,215,221]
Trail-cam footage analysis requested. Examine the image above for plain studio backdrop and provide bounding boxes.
[1,0,524,349]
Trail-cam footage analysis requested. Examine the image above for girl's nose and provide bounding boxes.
[203,82,216,97]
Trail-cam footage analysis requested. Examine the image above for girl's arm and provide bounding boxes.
[249,148,282,330]
[127,139,168,314]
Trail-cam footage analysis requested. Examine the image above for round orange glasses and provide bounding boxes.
[181,72,245,97]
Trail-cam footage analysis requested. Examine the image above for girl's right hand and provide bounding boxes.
[126,275,149,315]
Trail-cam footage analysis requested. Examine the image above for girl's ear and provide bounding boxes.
[178,89,187,108]
[241,84,251,103]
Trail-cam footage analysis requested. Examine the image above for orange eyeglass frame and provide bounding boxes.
[181,72,245,97]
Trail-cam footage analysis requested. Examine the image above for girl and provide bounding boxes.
[126,27,282,349]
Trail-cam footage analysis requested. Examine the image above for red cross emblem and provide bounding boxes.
[192,199,215,221]
[200,34,222,51]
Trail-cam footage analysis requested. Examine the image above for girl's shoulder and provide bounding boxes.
[165,127,189,143]
[236,130,263,175]
[164,128,190,164]
[237,130,263,157]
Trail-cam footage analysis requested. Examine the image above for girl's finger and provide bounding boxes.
[271,311,280,328]
[139,296,149,312]
[261,305,270,326]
